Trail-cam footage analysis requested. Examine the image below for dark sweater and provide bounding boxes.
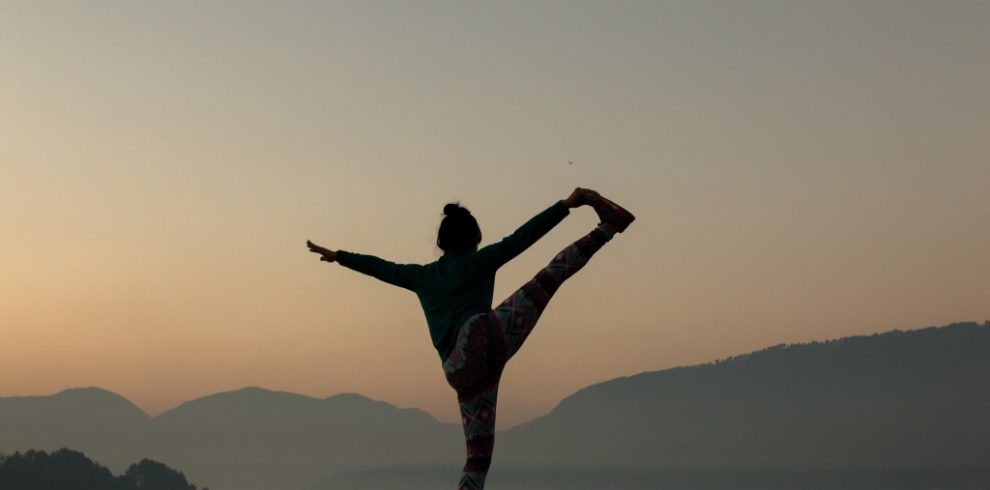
[336,201,570,361]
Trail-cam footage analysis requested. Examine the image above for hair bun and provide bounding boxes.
[444,203,469,217]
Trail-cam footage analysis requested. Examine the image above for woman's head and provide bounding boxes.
[437,203,481,254]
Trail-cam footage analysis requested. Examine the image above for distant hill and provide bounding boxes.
[3,321,988,490]
[498,321,990,472]
[0,386,460,490]
[149,388,461,490]
[0,388,151,470]
[0,448,202,490]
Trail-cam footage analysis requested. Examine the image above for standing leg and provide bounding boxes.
[493,224,615,360]
[456,382,499,490]
[444,316,505,490]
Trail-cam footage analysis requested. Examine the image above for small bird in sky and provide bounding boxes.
[568,160,573,165]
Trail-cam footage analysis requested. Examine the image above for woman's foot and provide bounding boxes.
[584,191,635,233]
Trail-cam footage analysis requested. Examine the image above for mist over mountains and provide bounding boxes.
[3,321,988,490]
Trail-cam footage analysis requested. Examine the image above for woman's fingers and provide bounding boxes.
[307,240,336,262]
[307,240,327,253]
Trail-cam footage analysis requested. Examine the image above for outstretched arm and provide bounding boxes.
[307,240,422,290]
[474,188,590,269]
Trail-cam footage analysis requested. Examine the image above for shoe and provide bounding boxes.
[585,191,635,233]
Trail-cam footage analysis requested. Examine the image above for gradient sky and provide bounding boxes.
[2,0,988,427]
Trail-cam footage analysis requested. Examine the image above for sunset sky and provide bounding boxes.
[2,1,988,427]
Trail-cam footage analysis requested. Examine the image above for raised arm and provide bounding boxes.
[473,188,587,269]
[307,240,422,291]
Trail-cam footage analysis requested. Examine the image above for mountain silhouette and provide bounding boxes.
[0,387,151,471]
[497,321,990,472]
[149,387,460,490]
[2,321,988,490]
[0,386,460,490]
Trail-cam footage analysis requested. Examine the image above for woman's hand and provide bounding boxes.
[307,240,338,263]
[563,187,595,208]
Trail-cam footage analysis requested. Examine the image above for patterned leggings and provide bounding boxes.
[441,225,614,489]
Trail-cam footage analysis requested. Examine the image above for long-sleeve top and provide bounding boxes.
[336,201,570,361]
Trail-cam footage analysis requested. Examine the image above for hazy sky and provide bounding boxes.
[2,0,988,427]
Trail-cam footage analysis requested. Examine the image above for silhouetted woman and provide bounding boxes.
[306,188,634,489]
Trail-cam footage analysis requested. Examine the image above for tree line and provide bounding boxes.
[0,448,205,490]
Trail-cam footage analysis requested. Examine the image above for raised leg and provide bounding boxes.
[492,224,614,360]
